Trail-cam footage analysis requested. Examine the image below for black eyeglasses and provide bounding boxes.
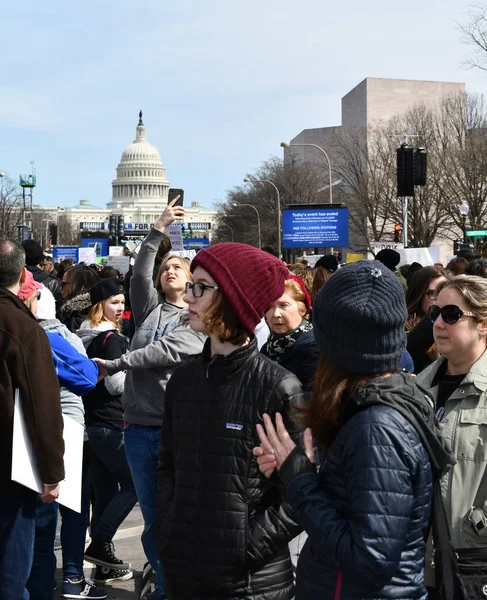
[425,290,437,300]
[61,281,70,287]
[36,291,41,300]
[429,304,476,325]
[185,282,219,298]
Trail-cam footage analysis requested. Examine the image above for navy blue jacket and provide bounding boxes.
[261,330,320,391]
[280,375,433,600]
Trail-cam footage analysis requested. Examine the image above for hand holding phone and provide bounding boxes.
[168,188,184,207]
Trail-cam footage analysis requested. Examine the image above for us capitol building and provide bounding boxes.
[39,112,217,244]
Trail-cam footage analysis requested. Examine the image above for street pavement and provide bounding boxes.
[55,504,149,599]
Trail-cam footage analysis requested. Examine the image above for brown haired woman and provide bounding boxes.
[77,278,136,583]
[253,260,454,600]
[406,266,446,373]
[157,243,304,600]
[59,264,100,332]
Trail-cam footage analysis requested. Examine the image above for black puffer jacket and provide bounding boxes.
[27,265,62,305]
[157,337,304,600]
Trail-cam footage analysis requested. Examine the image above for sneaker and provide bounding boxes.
[141,591,167,600]
[93,565,134,585]
[62,578,107,599]
[84,540,130,569]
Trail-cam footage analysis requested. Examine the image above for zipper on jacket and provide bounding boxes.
[206,356,217,379]
[246,571,252,592]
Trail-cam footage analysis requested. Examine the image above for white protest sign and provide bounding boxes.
[166,224,184,251]
[12,390,84,513]
[109,246,124,257]
[78,247,96,264]
[106,255,130,274]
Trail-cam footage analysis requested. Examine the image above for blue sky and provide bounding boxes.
[0,0,485,209]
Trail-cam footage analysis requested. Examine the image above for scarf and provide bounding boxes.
[265,319,313,361]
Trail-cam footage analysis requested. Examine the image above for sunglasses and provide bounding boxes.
[429,304,476,325]
[36,291,41,300]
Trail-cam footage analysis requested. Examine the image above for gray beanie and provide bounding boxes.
[312,260,407,373]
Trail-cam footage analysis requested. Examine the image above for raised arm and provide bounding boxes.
[130,198,184,327]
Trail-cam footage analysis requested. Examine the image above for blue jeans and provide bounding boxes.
[27,442,92,598]
[0,487,37,600]
[86,426,137,542]
[124,424,164,595]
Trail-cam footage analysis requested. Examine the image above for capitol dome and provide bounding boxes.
[108,111,170,210]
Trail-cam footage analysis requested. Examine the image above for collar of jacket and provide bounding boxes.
[347,371,455,479]
[0,287,37,319]
[418,350,487,395]
[60,292,91,319]
[202,335,258,381]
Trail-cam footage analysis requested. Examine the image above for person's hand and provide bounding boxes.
[39,483,60,503]
[253,414,315,478]
[154,197,185,232]
[94,358,108,380]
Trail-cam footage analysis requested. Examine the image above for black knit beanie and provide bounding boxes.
[22,239,44,266]
[90,278,122,306]
[312,260,407,373]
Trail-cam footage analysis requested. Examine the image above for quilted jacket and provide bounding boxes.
[156,337,304,600]
[280,374,434,600]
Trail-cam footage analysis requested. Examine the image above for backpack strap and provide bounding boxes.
[101,331,114,349]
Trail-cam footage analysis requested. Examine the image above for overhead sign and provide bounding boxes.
[184,237,210,250]
[282,208,349,249]
[466,230,487,237]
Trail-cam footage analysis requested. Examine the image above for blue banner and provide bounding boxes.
[282,208,349,248]
[184,237,210,250]
[52,246,79,263]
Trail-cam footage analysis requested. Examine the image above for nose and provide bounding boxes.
[183,291,192,304]
[434,314,446,329]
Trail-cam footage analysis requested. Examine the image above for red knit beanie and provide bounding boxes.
[191,243,288,334]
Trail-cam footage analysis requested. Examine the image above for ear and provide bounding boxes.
[479,319,487,337]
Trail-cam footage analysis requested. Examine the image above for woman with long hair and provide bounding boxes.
[405,266,446,373]
[77,278,136,584]
[157,243,304,600]
[95,199,205,600]
[416,275,487,599]
[253,260,454,600]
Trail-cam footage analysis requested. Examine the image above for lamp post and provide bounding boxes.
[281,141,333,204]
[218,222,234,242]
[244,177,281,258]
[459,201,470,244]
[232,203,261,248]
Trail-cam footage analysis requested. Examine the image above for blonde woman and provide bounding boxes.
[77,278,136,584]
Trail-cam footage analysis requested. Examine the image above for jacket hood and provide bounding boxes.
[347,371,455,480]
[77,319,117,348]
[38,318,63,332]
[60,292,92,320]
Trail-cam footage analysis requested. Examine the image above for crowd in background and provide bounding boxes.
[2,203,487,600]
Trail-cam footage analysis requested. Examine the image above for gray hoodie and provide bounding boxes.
[39,319,86,426]
[104,227,206,427]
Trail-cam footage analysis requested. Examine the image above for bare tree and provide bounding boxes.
[459,5,487,71]
[57,214,81,246]
[0,175,22,238]
[214,156,323,250]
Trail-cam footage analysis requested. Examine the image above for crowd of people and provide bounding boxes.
[2,203,487,600]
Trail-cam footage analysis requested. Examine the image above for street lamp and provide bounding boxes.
[232,203,261,248]
[218,222,234,242]
[244,177,281,258]
[281,141,333,204]
[459,201,470,243]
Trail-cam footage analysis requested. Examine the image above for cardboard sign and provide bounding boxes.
[106,255,130,274]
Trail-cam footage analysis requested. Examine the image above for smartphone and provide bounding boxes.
[168,188,184,207]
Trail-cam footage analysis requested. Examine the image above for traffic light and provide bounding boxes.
[109,215,117,245]
[397,144,415,197]
[49,224,58,246]
[414,148,427,186]
[118,215,124,244]
[394,224,402,243]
